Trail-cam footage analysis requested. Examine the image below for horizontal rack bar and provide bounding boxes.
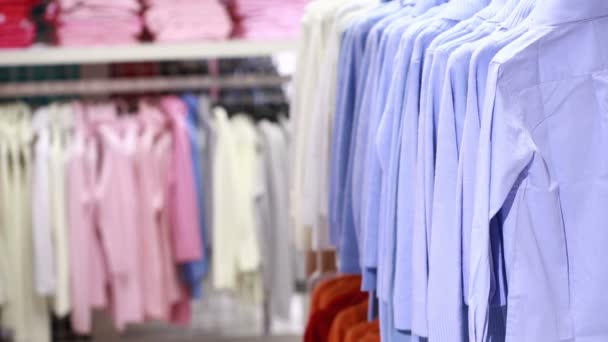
[0,75,291,98]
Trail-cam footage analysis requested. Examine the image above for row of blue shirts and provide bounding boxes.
[322,0,608,341]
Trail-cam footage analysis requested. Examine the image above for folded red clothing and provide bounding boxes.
[0,4,34,23]
[0,0,38,6]
[0,19,35,47]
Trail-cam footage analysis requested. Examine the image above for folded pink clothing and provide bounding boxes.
[57,6,139,21]
[143,0,221,7]
[150,20,232,42]
[145,2,232,41]
[227,0,308,39]
[55,0,140,12]
[56,35,139,46]
[147,16,231,38]
[144,4,229,29]
[57,19,143,36]
[153,30,229,42]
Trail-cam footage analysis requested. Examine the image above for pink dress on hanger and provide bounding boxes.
[161,96,203,264]
[67,103,109,334]
[135,102,182,321]
[96,116,145,330]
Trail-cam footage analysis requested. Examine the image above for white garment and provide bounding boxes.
[257,120,294,319]
[32,107,57,297]
[49,104,72,317]
[290,0,375,251]
[212,109,262,292]
[0,104,51,342]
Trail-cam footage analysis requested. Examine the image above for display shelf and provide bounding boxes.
[0,39,298,67]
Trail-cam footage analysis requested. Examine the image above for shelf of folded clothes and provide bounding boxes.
[0,0,39,48]
[0,39,298,66]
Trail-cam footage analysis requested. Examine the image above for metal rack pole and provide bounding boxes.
[0,75,291,98]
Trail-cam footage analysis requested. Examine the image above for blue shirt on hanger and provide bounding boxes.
[351,1,415,293]
[469,0,608,341]
[331,1,400,275]
[426,2,536,341]
[389,0,491,336]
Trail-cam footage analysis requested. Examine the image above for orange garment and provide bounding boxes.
[310,274,360,314]
[318,275,362,309]
[344,319,380,342]
[304,275,366,342]
[360,331,381,342]
[328,299,369,342]
[310,276,341,315]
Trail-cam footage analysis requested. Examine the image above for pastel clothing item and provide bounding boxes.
[470,0,608,340]
[48,0,143,46]
[228,0,309,39]
[49,104,72,317]
[95,117,145,330]
[0,104,51,342]
[32,107,57,297]
[180,94,209,299]
[212,110,262,291]
[68,103,110,334]
[57,35,139,46]
[144,0,231,42]
[291,0,370,252]
[54,0,140,12]
[256,120,294,319]
[197,95,216,249]
[161,96,203,264]
[135,101,179,320]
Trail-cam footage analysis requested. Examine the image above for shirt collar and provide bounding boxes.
[413,0,448,16]
[531,0,608,25]
[438,0,492,21]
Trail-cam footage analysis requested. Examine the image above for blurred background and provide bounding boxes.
[0,0,321,341]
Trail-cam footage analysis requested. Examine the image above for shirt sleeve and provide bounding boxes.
[427,54,464,341]
[468,63,535,342]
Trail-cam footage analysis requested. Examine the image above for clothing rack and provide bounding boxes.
[0,75,290,339]
[0,75,291,98]
[0,40,296,339]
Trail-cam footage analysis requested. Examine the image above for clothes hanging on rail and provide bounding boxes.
[0,87,294,340]
[256,119,294,320]
[0,103,51,342]
[294,0,608,341]
[180,93,210,300]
